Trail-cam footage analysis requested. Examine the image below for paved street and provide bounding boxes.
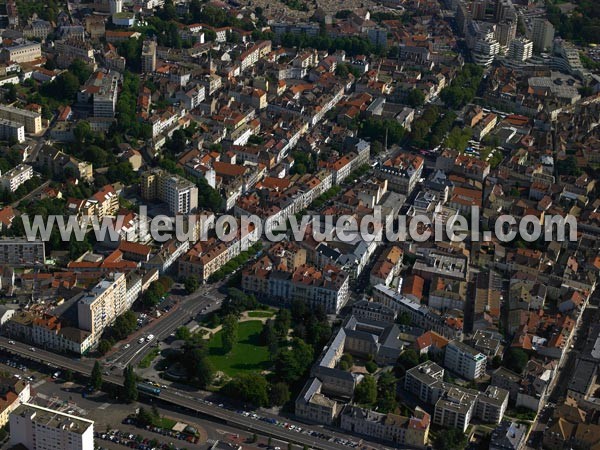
[0,338,386,450]
[105,284,225,369]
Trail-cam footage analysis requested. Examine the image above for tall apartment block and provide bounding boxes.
[77,273,127,346]
[532,18,554,53]
[141,168,198,215]
[444,340,487,380]
[141,40,157,73]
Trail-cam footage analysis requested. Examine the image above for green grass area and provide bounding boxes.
[138,348,160,369]
[207,320,271,376]
[247,310,275,318]
[155,417,177,430]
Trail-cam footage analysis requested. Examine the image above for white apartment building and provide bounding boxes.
[93,72,120,118]
[0,164,33,192]
[141,169,198,215]
[77,273,127,346]
[508,37,533,62]
[10,403,94,450]
[0,104,43,134]
[0,118,25,143]
[444,340,487,380]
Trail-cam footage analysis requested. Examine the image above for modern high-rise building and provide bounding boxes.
[141,40,157,73]
[444,340,487,380]
[495,0,514,22]
[508,37,533,61]
[472,0,487,21]
[109,0,123,14]
[10,403,94,450]
[495,20,516,48]
[77,272,127,346]
[532,18,554,52]
[141,168,198,215]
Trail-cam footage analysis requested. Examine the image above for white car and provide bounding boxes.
[138,337,145,344]
[124,344,130,349]
[8,340,14,345]
[146,334,154,342]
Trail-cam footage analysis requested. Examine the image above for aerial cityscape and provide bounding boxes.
[0,0,595,449]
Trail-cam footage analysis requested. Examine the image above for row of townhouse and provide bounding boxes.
[235,170,334,236]
[239,41,272,71]
[178,223,259,283]
[242,256,350,314]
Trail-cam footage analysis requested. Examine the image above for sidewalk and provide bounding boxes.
[196,311,271,338]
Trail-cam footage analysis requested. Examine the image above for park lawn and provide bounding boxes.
[207,320,271,376]
[247,310,274,318]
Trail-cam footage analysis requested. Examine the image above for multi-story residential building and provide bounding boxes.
[5,312,94,355]
[373,284,463,340]
[0,42,41,64]
[0,119,25,143]
[340,406,430,448]
[369,245,403,287]
[434,387,477,433]
[242,259,350,314]
[175,85,206,110]
[83,184,119,219]
[141,40,157,73]
[428,276,468,311]
[375,153,424,195]
[508,37,533,62]
[532,18,554,53]
[0,377,30,427]
[10,403,94,450]
[239,41,272,71]
[406,361,508,432]
[141,168,198,215]
[0,104,42,134]
[351,300,397,323]
[0,164,32,192]
[476,386,509,424]
[77,71,120,118]
[444,340,487,380]
[144,239,190,275]
[490,421,527,450]
[404,361,445,405]
[77,273,127,346]
[0,238,45,265]
[54,39,95,68]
